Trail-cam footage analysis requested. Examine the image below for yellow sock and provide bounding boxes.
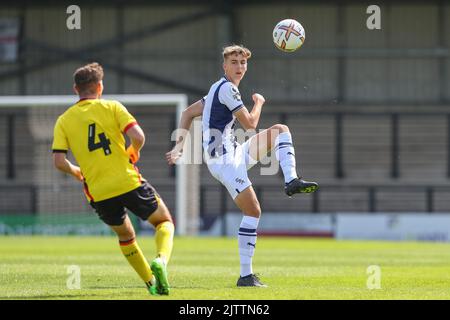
[155,221,174,263]
[119,238,153,286]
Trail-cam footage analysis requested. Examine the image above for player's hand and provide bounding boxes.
[252,93,265,106]
[166,148,182,166]
[127,145,140,164]
[73,167,84,182]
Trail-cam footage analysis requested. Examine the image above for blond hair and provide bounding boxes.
[222,45,252,61]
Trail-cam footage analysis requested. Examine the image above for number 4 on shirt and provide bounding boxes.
[88,123,112,155]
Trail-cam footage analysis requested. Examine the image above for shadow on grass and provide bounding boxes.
[0,286,147,299]
[1,293,104,300]
[85,286,143,290]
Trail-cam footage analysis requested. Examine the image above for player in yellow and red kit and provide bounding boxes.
[52,62,173,295]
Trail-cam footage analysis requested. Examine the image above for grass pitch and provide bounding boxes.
[1,236,450,300]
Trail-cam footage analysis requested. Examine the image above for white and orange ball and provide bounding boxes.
[273,19,305,52]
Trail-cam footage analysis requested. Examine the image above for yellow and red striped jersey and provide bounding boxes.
[52,98,142,201]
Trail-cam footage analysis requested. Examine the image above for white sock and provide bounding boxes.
[275,132,298,183]
[238,216,259,277]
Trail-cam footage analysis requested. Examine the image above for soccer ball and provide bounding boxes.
[273,19,305,52]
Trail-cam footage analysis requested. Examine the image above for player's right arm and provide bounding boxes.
[52,117,83,182]
[53,153,83,182]
[166,99,204,165]
[234,93,265,131]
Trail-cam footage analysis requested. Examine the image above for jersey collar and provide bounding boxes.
[77,97,98,103]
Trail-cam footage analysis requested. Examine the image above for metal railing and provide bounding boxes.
[200,184,450,235]
[2,110,450,180]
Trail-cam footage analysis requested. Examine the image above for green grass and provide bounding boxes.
[1,236,450,300]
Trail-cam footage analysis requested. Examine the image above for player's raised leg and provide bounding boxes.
[147,197,174,295]
[248,123,318,196]
[110,215,155,292]
[233,186,267,287]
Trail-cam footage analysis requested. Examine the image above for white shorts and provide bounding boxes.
[205,138,257,199]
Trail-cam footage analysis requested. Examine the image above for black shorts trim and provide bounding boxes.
[90,181,160,226]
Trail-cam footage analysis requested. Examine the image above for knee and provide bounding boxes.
[116,229,135,241]
[148,201,174,227]
[245,201,261,218]
[147,215,174,228]
[271,123,289,133]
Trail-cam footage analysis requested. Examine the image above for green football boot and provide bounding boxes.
[148,284,159,296]
[146,276,159,296]
[150,257,170,295]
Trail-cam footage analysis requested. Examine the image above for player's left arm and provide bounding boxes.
[53,152,83,182]
[114,101,145,163]
[125,125,145,164]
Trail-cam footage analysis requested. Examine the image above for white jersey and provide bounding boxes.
[202,76,244,157]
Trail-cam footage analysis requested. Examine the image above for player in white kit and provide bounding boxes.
[166,45,318,287]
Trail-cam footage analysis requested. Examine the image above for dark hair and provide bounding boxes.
[73,62,104,95]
